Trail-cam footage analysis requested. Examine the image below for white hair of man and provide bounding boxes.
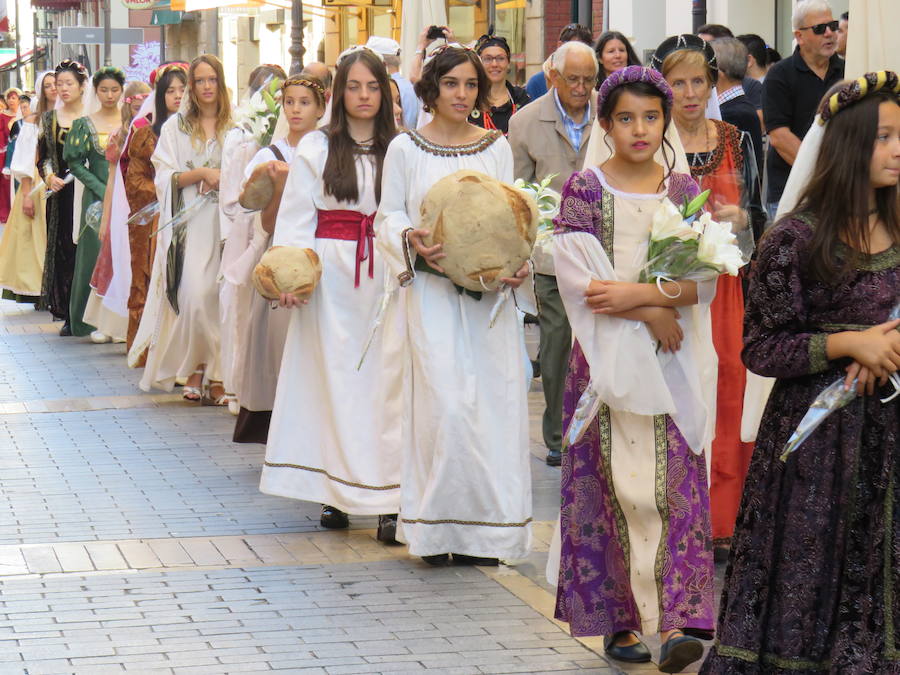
[792,0,833,29]
[551,40,598,75]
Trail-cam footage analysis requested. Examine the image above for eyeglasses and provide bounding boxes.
[480,55,509,65]
[562,75,595,89]
[797,20,839,35]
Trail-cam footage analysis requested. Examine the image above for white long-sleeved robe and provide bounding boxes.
[375,130,533,560]
[129,113,223,390]
[259,130,401,515]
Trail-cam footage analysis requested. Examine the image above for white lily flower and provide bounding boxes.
[697,216,743,276]
[652,199,698,241]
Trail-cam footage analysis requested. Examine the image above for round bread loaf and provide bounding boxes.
[252,246,322,300]
[420,170,539,292]
[239,161,276,211]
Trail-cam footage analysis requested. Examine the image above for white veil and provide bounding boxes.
[582,117,691,175]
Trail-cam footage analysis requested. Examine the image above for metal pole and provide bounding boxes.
[692,0,707,33]
[103,0,111,65]
[288,0,304,75]
[159,24,166,64]
[577,0,590,28]
[13,0,21,87]
[488,0,495,30]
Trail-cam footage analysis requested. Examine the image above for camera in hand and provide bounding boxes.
[426,25,446,41]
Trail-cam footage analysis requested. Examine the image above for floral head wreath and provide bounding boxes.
[55,58,88,78]
[597,65,674,109]
[337,45,383,66]
[423,42,474,68]
[281,76,325,97]
[93,65,126,87]
[150,62,189,88]
[818,70,900,125]
[124,92,150,105]
[650,34,718,82]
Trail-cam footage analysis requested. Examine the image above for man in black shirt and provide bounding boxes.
[763,0,844,216]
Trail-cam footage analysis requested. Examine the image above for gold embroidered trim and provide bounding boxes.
[714,642,833,670]
[808,333,829,374]
[652,413,670,632]
[884,449,899,659]
[599,403,632,577]
[262,461,400,491]
[405,128,502,157]
[600,187,615,265]
[401,516,533,528]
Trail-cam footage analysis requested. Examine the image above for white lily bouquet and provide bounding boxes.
[234,77,282,148]
[640,189,745,293]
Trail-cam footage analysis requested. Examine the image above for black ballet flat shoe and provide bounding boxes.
[58,321,72,337]
[319,505,349,529]
[451,553,499,566]
[603,631,651,664]
[545,449,562,467]
[658,632,704,673]
[421,553,450,566]
[376,514,399,545]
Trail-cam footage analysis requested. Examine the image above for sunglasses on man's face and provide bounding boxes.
[798,20,839,35]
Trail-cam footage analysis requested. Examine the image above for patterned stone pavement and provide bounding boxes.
[0,298,703,674]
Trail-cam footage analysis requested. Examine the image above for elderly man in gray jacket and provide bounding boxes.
[508,40,598,466]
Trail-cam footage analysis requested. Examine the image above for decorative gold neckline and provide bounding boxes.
[406,129,501,157]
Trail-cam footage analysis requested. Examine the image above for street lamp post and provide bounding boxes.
[103,0,112,65]
[692,0,707,33]
[288,0,304,75]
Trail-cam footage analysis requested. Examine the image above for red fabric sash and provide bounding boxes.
[315,209,376,287]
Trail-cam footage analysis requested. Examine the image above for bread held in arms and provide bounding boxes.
[239,161,277,211]
[252,246,322,301]
[419,170,539,292]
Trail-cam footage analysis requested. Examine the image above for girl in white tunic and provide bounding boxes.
[376,46,533,566]
[260,49,401,540]
[130,54,233,404]
[219,63,287,413]
[231,76,326,443]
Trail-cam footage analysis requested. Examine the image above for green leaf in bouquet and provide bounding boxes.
[262,90,278,113]
[682,189,712,218]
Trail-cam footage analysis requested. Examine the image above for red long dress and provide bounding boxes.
[689,119,756,545]
[0,112,15,222]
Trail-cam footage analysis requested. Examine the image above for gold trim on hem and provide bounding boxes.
[401,516,533,528]
[262,461,400,491]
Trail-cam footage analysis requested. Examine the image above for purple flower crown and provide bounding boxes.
[597,65,674,110]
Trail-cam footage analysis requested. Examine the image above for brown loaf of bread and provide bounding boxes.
[239,161,276,211]
[252,246,322,300]
[420,170,539,292]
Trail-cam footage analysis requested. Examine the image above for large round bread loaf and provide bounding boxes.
[420,170,538,292]
[252,246,322,300]
[239,161,276,211]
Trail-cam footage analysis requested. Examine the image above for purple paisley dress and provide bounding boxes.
[702,216,900,673]
[553,168,716,639]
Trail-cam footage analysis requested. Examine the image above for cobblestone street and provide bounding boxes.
[0,298,699,675]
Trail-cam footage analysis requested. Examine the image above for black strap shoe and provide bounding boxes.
[603,631,651,663]
[376,514,399,544]
[319,505,349,529]
[658,632,703,673]
[421,553,450,566]
[58,321,72,337]
[545,449,562,466]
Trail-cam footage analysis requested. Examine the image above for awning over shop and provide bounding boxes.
[31,0,81,9]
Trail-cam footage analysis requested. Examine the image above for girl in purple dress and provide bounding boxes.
[702,73,900,674]
[552,66,716,673]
